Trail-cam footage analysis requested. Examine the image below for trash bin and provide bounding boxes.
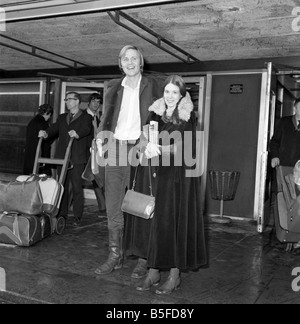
[208,170,240,223]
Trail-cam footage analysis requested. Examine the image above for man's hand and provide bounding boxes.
[68,130,79,139]
[96,138,103,157]
[271,158,280,168]
[38,130,48,139]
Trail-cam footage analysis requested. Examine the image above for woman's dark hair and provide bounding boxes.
[38,104,53,116]
[162,75,187,125]
[164,75,187,98]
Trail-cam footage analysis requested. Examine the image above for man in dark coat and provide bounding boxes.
[94,45,164,276]
[270,97,300,168]
[23,104,53,175]
[39,92,92,226]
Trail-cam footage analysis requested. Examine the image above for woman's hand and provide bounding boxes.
[145,142,161,159]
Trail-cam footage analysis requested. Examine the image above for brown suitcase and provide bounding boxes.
[0,180,43,216]
[16,175,64,217]
[0,212,53,247]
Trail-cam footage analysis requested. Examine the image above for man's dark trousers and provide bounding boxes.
[60,163,85,220]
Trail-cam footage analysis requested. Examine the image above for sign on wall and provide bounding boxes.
[230,84,244,94]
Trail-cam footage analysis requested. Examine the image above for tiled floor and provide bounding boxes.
[0,198,300,305]
[1,173,300,304]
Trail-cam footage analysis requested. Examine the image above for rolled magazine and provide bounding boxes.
[149,121,159,145]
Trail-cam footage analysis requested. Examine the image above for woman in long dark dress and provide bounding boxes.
[125,75,207,295]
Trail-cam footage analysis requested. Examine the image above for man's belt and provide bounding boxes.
[114,139,138,145]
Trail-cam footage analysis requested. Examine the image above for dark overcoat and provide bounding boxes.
[270,115,300,167]
[46,110,92,165]
[23,114,52,175]
[125,110,207,271]
[97,75,164,142]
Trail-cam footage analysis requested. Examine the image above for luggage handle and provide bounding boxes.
[23,175,44,182]
[27,174,49,182]
[3,211,21,216]
[33,137,74,185]
[5,181,26,193]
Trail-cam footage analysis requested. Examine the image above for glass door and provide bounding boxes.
[60,81,105,199]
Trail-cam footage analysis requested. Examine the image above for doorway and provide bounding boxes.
[202,69,271,228]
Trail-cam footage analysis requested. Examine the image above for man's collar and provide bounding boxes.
[69,109,80,116]
[122,74,142,89]
[87,108,98,117]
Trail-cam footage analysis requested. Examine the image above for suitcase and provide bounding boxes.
[16,175,64,217]
[0,212,53,247]
[0,179,43,216]
[274,166,300,250]
[0,138,74,246]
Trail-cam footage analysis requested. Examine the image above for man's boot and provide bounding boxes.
[95,228,123,275]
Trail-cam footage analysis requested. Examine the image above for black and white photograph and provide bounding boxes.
[1,0,300,307]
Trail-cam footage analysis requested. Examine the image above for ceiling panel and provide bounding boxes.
[1,0,300,78]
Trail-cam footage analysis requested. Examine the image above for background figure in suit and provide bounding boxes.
[39,92,92,226]
[23,104,53,175]
[270,97,300,168]
[84,93,106,213]
[94,45,164,276]
[269,97,300,203]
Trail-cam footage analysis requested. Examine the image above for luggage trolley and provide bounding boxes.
[0,137,74,247]
[31,137,74,235]
[274,166,300,251]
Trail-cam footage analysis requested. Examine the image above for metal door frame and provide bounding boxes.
[256,63,272,232]
[199,68,272,230]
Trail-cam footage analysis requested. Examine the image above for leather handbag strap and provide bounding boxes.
[132,163,153,197]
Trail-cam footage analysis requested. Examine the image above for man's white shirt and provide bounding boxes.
[114,76,142,141]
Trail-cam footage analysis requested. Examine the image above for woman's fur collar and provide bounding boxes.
[149,92,193,122]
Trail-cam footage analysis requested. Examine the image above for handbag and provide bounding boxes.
[82,139,105,188]
[0,179,43,216]
[81,156,94,182]
[82,139,99,182]
[121,165,155,219]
